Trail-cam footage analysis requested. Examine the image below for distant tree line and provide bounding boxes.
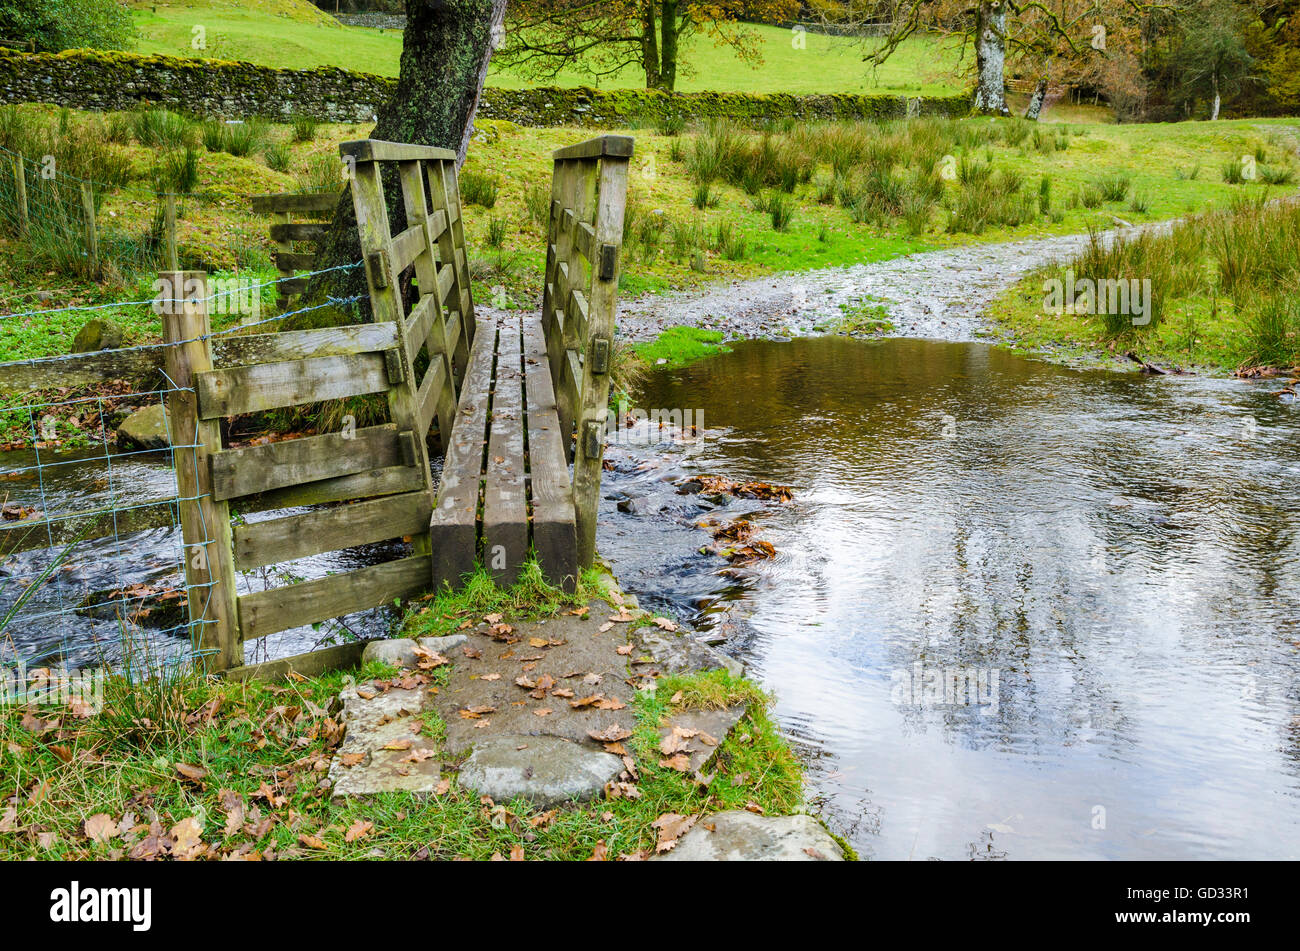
[808,0,1300,120]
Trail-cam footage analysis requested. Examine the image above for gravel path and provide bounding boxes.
[615,230,1122,344]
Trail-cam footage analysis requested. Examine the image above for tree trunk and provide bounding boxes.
[1024,77,1047,120]
[1210,69,1220,120]
[641,1,661,88]
[660,0,680,92]
[972,0,1009,116]
[308,0,507,313]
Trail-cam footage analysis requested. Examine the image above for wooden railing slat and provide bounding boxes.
[196,352,390,419]
[251,193,339,215]
[210,424,406,501]
[238,554,431,640]
[268,222,328,243]
[212,322,398,367]
[233,490,431,571]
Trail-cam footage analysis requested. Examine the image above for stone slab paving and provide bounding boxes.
[327,683,442,798]
[652,811,846,861]
[457,734,624,807]
[325,602,845,857]
[656,706,747,775]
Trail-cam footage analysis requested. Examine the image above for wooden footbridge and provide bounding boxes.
[149,135,629,673]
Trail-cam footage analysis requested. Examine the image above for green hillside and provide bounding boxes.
[128,1,966,96]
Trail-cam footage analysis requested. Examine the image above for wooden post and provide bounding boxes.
[79,181,98,276]
[572,144,630,569]
[164,193,179,271]
[161,270,242,672]
[13,154,27,236]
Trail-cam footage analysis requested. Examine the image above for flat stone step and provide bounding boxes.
[457,734,622,807]
[652,811,846,861]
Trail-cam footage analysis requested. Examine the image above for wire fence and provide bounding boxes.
[0,264,364,679]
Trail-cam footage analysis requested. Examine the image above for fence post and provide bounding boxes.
[13,154,27,236]
[79,181,98,276]
[164,194,179,271]
[572,147,630,569]
[161,270,242,672]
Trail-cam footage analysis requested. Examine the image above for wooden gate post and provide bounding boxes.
[163,194,179,271]
[13,154,27,236]
[571,140,631,569]
[80,182,99,277]
[161,270,242,671]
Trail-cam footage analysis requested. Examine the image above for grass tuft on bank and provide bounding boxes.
[990,194,1300,373]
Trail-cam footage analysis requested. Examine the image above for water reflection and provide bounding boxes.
[601,336,1300,860]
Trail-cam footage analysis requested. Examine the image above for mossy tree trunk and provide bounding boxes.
[309,0,507,313]
[972,0,1010,116]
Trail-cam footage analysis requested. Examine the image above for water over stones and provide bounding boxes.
[652,811,845,861]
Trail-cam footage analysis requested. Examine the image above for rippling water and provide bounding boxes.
[599,336,1300,860]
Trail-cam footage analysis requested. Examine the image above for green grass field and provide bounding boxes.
[128,0,966,96]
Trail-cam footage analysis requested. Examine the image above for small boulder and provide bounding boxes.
[115,404,171,451]
[71,318,124,353]
[361,634,467,669]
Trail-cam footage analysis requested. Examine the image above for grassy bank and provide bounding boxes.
[0,568,809,861]
[989,194,1300,373]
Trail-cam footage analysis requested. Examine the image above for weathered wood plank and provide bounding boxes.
[391,221,427,274]
[212,323,397,367]
[211,424,405,502]
[521,316,577,589]
[397,158,458,451]
[239,554,431,640]
[426,160,471,378]
[574,221,596,263]
[483,312,528,586]
[340,139,456,164]
[196,352,390,419]
[568,288,589,343]
[0,500,178,557]
[219,640,372,682]
[268,222,328,243]
[238,464,424,514]
[436,262,455,303]
[415,359,448,436]
[271,251,320,271]
[0,349,164,397]
[430,316,495,590]
[552,135,635,162]
[233,490,431,571]
[251,193,339,215]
